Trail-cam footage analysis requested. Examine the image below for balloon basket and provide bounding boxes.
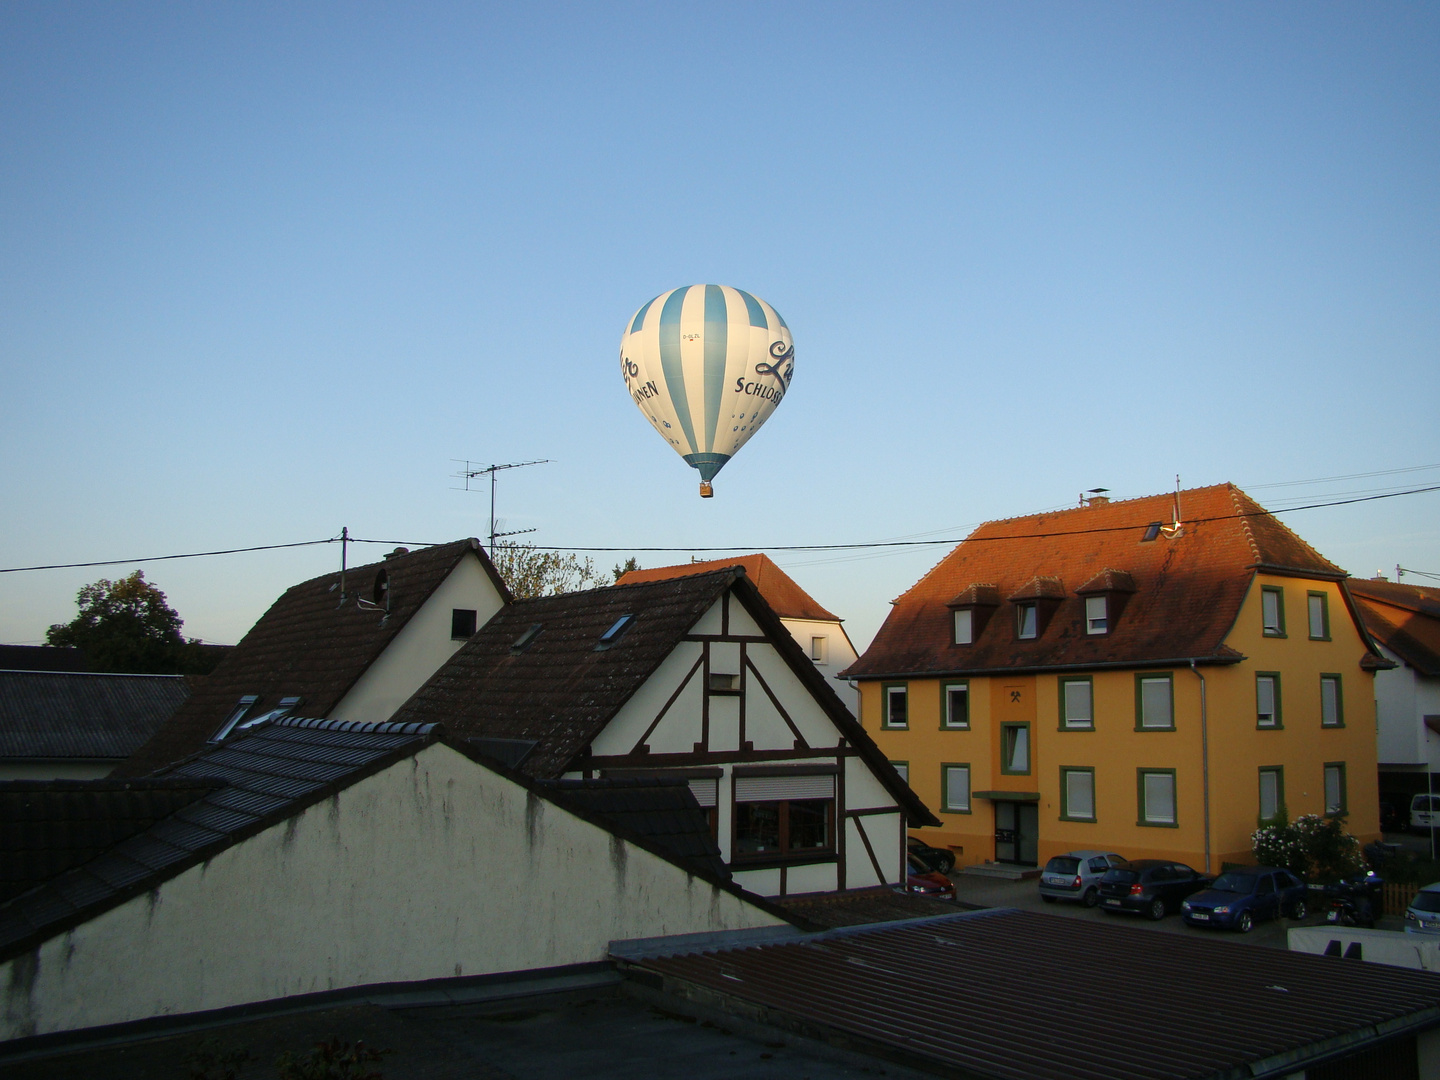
[699,481,714,498]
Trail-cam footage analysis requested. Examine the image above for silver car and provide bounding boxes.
[1039,851,1128,907]
[1405,882,1440,936]
[1411,795,1440,834]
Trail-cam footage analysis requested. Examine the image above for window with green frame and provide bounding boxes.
[941,763,971,813]
[1135,673,1174,730]
[1261,586,1286,637]
[1258,767,1284,824]
[1307,592,1330,640]
[1060,767,1096,822]
[1320,674,1344,727]
[942,681,970,729]
[882,683,908,729]
[1324,762,1346,816]
[1001,723,1031,774]
[1138,769,1177,827]
[1060,677,1093,730]
[1255,672,1281,728]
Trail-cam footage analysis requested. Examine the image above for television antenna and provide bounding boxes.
[453,459,551,550]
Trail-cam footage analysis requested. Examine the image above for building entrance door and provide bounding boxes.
[994,801,1038,866]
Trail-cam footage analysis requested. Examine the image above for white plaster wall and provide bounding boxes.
[1377,646,1424,765]
[782,861,839,895]
[330,554,505,725]
[746,642,850,750]
[0,743,785,1041]
[592,641,704,757]
[844,811,904,887]
[781,616,860,716]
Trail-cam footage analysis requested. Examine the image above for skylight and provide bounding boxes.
[237,695,303,732]
[511,623,543,652]
[210,695,259,742]
[596,614,635,650]
[1142,522,1163,542]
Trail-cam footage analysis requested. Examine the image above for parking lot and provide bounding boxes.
[949,872,1405,948]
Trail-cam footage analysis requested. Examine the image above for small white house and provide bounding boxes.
[391,567,937,897]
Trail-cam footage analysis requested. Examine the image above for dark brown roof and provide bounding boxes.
[0,714,801,965]
[393,571,936,826]
[1349,579,1440,677]
[0,671,189,760]
[617,908,1440,1080]
[775,886,974,928]
[0,778,218,902]
[846,484,1358,678]
[114,540,508,777]
[618,555,841,622]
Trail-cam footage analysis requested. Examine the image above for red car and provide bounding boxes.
[906,854,956,899]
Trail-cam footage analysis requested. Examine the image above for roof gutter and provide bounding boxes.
[849,654,1243,682]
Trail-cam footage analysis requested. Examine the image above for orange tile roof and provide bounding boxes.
[617,554,841,622]
[846,484,1350,678]
[1348,579,1440,677]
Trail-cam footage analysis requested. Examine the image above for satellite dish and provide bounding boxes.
[620,284,793,497]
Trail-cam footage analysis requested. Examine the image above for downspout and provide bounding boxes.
[1189,660,1211,876]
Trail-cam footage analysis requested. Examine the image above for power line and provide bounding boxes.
[1248,463,1440,490]
[3,483,1437,574]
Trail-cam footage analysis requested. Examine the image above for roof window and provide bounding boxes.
[237,695,303,733]
[372,569,389,607]
[596,614,636,650]
[1142,522,1163,542]
[511,623,544,653]
[210,695,259,742]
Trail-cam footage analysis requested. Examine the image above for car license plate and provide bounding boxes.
[1191,913,1209,921]
[1104,899,1121,907]
[1423,920,1440,929]
[1044,876,1067,885]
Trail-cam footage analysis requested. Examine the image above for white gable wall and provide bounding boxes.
[780,616,860,717]
[330,554,505,725]
[0,742,784,1041]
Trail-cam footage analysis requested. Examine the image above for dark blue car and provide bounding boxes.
[1181,866,1308,932]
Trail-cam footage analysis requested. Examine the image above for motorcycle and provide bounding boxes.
[1324,871,1382,928]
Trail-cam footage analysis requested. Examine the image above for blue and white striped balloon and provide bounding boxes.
[620,284,794,497]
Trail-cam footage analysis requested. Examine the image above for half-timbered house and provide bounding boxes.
[391,567,936,896]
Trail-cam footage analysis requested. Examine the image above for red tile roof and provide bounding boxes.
[617,555,841,622]
[1348,579,1440,677]
[846,484,1352,678]
[114,540,508,776]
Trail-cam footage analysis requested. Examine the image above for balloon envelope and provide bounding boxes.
[620,284,794,495]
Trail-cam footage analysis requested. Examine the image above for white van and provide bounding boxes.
[1410,794,1440,833]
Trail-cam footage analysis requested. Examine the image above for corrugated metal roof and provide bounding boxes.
[619,908,1440,1080]
[0,671,189,759]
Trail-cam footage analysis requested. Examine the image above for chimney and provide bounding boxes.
[385,547,410,560]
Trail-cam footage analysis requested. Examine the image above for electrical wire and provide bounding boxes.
[3,483,1437,573]
[1399,568,1440,583]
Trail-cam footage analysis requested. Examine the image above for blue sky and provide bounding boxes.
[2,2,1437,652]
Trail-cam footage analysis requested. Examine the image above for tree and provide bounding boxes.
[46,571,219,674]
[1252,811,1366,883]
[490,545,642,600]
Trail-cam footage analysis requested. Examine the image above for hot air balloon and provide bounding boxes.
[620,284,794,497]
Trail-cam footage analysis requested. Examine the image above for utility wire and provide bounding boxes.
[1399,567,1440,583]
[4,483,1438,574]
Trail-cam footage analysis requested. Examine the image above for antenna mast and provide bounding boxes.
[453,459,551,550]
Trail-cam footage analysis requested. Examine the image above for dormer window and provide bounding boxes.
[596,614,635,650]
[373,569,389,607]
[1016,603,1038,639]
[946,584,999,645]
[1085,596,1108,634]
[954,609,973,644]
[1076,569,1136,638]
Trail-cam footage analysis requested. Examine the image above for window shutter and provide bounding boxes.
[734,774,835,802]
[688,778,718,808]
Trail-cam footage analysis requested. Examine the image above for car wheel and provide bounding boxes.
[1237,911,1254,933]
[936,854,956,874]
[1147,897,1166,921]
[1083,887,1100,908]
[1041,894,1057,904]
[1291,899,1307,920]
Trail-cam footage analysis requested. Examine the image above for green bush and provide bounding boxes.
[1251,812,1364,883]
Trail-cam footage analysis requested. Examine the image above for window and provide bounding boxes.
[883,683,908,728]
[1138,769,1177,826]
[1060,677,1093,730]
[733,773,835,859]
[451,608,478,640]
[1321,674,1343,727]
[1259,767,1284,824]
[1255,673,1281,728]
[954,608,973,644]
[942,681,970,729]
[596,614,635,649]
[1061,767,1096,822]
[372,569,389,606]
[891,761,909,784]
[1084,596,1108,635]
[210,694,260,742]
[1261,586,1286,637]
[708,672,739,692]
[1001,723,1030,775]
[1016,602,1038,639]
[1142,521,1163,542]
[1308,592,1330,640]
[1135,673,1174,730]
[942,764,971,813]
[1324,763,1346,816]
[510,623,543,652]
[809,635,827,663]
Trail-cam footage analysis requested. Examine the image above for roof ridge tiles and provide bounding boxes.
[269,716,442,737]
[1229,483,1264,564]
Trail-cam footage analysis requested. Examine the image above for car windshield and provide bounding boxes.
[1411,891,1440,913]
[1210,873,1258,894]
[1045,857,1080,874]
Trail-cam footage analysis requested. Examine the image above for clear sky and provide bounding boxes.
[2,2,1437,653]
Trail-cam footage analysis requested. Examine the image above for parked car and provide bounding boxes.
[907,835,956,874]
[1181,866,1308,932]
[1404,882,1440,936]
[1411,794,1440,834]
[906,855,955,899]
[1097,860,1210,920]
[1039,851,1128,907]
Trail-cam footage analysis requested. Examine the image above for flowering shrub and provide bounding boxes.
[1251,812,1365,882]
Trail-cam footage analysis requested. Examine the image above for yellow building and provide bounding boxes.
[844,484,1388,875]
